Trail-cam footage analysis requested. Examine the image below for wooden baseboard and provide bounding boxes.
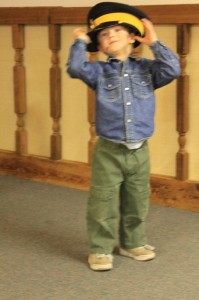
[150,175,199,212]
[0,150,91,191]
[0,151,198,212]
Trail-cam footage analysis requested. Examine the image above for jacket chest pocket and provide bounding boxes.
[131,74,153,100]
[99,77,121,102]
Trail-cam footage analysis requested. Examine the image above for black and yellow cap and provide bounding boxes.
[87,2,150,52]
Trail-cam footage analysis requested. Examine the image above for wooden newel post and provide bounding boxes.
[176,24,190,180]
[87,52,97,164]
[12,24,27,155]
[49,24,62,160]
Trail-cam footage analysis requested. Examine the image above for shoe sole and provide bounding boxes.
[119,248,156,261]
[89,263,113,271]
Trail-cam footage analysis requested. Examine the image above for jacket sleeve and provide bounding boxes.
[66,39,100,90]
[147,40,181,89]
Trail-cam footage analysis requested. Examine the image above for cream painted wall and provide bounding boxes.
[1,0,199,7]
[25,26,51,157]
[0,3,199,180]
[186,25,199,180]
[0,26,15,152]
[143,26,178,178]
[61,25,90,162]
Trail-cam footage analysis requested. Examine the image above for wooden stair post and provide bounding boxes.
[12,24,27,155]
[49,24,62,160]
[87,51,97,164]
[176,24,190,180]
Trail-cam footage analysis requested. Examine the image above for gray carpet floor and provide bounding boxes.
[0,175,198,300]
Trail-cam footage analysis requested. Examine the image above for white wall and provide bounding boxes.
[0,0,199,7]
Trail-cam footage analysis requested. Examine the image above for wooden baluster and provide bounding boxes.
[88,51,97,164]
[12,24,27,155]
[49,24,61,160]
[176,24,190,180]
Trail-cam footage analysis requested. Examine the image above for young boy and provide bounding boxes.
[67,2,180,271]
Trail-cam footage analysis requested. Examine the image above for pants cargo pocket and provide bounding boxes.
[87,185,120,253]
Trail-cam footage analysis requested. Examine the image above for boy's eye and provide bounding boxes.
[98,26,125,40]
[100,31,109,38]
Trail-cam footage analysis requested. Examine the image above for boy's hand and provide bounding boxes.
[73,28,89,43]
[134,19,158,46]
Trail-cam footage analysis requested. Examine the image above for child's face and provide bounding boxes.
[97,25,135,59]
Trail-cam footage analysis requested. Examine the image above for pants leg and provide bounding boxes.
[87,138,151,253]
[87,138,123,254]
[119,142,151,249]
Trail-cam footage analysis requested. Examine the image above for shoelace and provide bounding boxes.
[96,254,113,260]
[144,244,155,251]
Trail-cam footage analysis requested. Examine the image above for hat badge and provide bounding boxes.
[89,19,95,29]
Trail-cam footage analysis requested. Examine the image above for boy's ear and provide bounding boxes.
[97,44,103,52]
[129,32,136,45]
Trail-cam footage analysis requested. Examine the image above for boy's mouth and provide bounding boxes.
[109,40,118,45]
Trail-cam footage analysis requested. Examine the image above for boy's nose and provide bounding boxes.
[108,29,115,37]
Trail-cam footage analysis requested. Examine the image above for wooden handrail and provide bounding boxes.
[0,5,199,25]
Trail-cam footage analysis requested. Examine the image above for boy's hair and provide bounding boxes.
[86,1,150,52]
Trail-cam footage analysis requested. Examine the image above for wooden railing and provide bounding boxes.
[0,5,199,212]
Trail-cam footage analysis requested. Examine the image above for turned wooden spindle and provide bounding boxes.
[49,24,62,160]
[87,51,98,164]
[176,24,190,180]
[12,24,27,155]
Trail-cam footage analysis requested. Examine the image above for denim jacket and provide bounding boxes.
[67,39,180,143]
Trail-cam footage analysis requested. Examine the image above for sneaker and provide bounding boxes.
[88,253,113,271]
[144,244,155,251]
[119,245,156,261]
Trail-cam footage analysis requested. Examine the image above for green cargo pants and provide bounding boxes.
[87,137,151,254]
